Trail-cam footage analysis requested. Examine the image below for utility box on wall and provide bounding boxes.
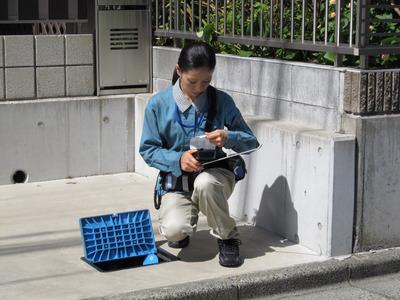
[96,0,151,95]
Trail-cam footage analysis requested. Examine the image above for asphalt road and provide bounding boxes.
[260,271,400,300]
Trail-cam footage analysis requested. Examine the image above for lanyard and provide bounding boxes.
[174,105,205,130]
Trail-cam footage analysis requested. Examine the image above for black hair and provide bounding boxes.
[172,41,216,84]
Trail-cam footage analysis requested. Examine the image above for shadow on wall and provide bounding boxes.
[255,176,299,244]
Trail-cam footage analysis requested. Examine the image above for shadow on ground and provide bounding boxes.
[176,225,293,263]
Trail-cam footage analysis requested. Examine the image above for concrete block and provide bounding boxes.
[226,89,338,131]
[250,59,291,101]
[36,67,65,98]
[152,46,179,80]
[285,130,354,256]
[229,119,355,256]
[4,36,34,67]
[222,90,291,122]
[375,72,384,113]
[5,68,35,100]
[0,101,69,183]
[67,100,100,177]
[214,55,251,94]
[367,72,376,113]
[384,72,392,112]
[338,69,345,114]
[0,96,136,184]
[290,102,338,131]
[330,137,357,255]
[67,97,136,177]
[100,96,135,173]
[35,35,65,66]
[358,115,400,250]
[392,72,399,112]
[66,66,94,96]
[340,113,358,135]
[65,34,93,65]
[0,69,4,100]
[0,37,3,67]
[291,65,340,108]
[134,93,159,179]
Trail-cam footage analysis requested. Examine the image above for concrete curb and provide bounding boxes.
[86,247,400,300]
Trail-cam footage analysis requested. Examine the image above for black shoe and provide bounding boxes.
[168,236,190,249]
[217,238,243,267]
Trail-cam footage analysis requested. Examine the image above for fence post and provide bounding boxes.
[68,0,78,19]
[38,0,49,20]
[333,0,344,66]
[357,0,369,68]
[8,0,18,20]
[359,55,369,69]
[335,54,343,67]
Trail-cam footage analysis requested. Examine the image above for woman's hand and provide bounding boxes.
[206,130,228,148]
[180,149,202,172]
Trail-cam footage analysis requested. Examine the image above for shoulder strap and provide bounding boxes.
[205,86,217,132]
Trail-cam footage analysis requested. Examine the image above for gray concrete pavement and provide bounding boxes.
[260,271,400,299]
[0,173,326,300]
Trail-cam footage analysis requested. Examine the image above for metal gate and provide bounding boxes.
[96,0,151,95]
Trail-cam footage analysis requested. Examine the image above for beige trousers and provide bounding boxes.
[158,167,238,241]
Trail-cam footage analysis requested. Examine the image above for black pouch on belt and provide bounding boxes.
[205,155,247,182]
[160,172,198,192]
[226,155,247,181]
[154,172,198,210]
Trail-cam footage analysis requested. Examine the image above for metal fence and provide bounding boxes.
[153,0,400,67]
[0,0,88,35]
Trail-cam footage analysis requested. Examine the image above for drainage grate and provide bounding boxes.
[109,28,139,50]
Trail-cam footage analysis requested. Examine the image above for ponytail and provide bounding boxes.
[172,68,179,84]
[171,41,216,84]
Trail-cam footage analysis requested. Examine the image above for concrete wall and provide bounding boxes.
[134,94,159,179]
[149,46,359,256]
[153,46,345,132]
[0,34,94,101]
[229,118,355,256]
[0,96,134,184]
[343,114,400,251]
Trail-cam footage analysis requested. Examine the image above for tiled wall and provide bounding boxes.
[0,34,94,101]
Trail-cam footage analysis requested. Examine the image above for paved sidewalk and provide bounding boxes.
[0,173,326,300]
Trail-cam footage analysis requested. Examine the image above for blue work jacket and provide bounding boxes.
[139,85,259,178]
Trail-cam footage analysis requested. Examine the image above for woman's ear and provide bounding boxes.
[176,64,182,77]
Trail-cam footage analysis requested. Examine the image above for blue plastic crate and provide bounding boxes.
[79,209,158,266]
